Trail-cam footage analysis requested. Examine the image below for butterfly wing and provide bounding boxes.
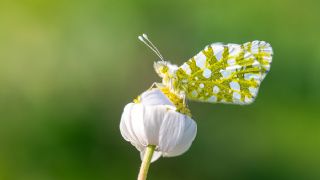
[175,41,273,104]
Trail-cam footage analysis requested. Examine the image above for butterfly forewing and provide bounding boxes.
[175,41,273,104]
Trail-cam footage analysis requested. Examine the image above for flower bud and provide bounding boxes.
[120,88,197,162]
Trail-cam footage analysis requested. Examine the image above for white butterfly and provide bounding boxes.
[139,34,273,105]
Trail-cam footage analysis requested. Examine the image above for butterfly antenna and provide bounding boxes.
[138,34,165,61]
[142,34,164,60]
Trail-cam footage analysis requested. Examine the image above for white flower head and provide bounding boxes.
[120,88,197,162]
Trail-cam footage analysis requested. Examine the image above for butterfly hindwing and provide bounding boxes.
[175,41,273,104]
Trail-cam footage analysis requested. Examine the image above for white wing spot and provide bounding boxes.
[191,90,198,97]
[228,44,241,56]
[202,68,211,78]
[204,45,209,51]
[244,73,261,80]
[227,58,236,66]
[230,81,240,91]
[211,44,224,61]
[226,65,241,71]
[220,99,227,103]
[259,41,266,46]
[181,63,191,75]
[194,52,206,69]
[264,56,272,63]
[244,52,254,59]
[208,95,217,102]
[249,87,258,96]
[263,64,271,71]
[245,96,253,103]
[252,60,260,67]
[251,41,260,54]
[213,86,220,94]
[220,70,232,79]
[233,92,241,100]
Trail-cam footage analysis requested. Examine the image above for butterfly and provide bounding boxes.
[138,34,273,105]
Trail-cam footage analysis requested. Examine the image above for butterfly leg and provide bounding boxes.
[147,82,159,90]
[147,82,164,90]
[182,94,187,106]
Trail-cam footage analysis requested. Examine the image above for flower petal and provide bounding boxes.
[140,149,162,163]
[158,110,186,153]
[164,116,197,157]
[142,106,166,145]
[120,103,142,149]
[140,89,173,106]
[120,103,134,142]
[120,103,147,151]
[129,104,148,148]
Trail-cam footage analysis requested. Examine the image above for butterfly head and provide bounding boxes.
[138,34,178,90]
[154,61,178,86]
[154,61,168,78]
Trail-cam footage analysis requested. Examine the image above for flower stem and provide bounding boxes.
[138,145,156,180]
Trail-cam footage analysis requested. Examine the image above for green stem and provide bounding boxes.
[138,145,156,180]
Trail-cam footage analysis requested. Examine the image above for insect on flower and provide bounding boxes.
[138,34,273,105]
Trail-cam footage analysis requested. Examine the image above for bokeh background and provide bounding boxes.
[0,0,320,179]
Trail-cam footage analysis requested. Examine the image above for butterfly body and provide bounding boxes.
[154,40,273,105]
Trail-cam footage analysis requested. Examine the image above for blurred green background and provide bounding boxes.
[0,0,319,179]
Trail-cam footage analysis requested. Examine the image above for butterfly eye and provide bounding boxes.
[160,66,168,74]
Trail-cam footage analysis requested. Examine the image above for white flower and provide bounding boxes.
[120,88,197,162]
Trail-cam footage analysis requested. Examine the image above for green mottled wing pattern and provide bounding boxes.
[175,41,273,104]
